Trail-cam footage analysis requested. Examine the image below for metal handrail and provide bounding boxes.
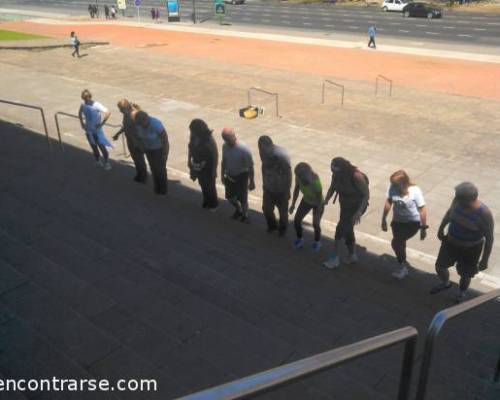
[0,98,51,148]
[415,288,500,400]
[176,326,418,400]
[247,87,280,118]
[375,75,393,97]
[54,111,127,156]
[322,80,345,107]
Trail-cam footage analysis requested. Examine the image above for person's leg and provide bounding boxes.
[342,202,358,257]
[293,200,312,247]
[430,240,455,294]
[129,145,147,182]
[455,243,482,302]
[277,192,289,236]
[198,169,211,208]
[225,178,242,217]
[263,191,278,232]
[97,142,109,162]
[311,205,323,251]
[238,173,250,220]
[205,173,218,209]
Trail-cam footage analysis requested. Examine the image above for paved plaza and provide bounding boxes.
[0,18,499,399]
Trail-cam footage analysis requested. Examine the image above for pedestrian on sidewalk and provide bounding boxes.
[368,25,377,49]
[381,170,428,279]
[151,7,156,21]
[78,89,113,170]
[431,182,494,303]
[188,119,219,211]
[258,135,292,236]
[88,4,94,18]
[289,162,323,251]
[104,4,110,19]
[113,99,147,183]
[323,157,369,269]
[110,5,117,19]
[155,8,160,22]
[70,31,81,58]
[135,111,169,195]
[221,128,255,223]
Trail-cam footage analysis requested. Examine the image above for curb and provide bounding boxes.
[0,41,109,50]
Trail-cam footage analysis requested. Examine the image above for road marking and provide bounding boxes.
[303,22,312,26]
[416,24,428,27]
[442,26,455,29]
[325,25,335,28]
[261,19,270,23]
[474,28,486,31]
[425,31,439,35]
[486,22,500,26]
[457,34,473,38]
[348,26,359,29]
[399,29,410,33]
[342,19,355,23]
[281,20,291,24]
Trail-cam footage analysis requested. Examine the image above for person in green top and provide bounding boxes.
[289,162,324,251]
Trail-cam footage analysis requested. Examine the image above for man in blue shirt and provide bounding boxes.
[135,111,169,195]
[368,25,377,49]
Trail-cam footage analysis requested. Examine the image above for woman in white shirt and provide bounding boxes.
[381,170,428,279]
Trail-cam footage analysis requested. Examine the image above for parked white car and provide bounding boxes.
[381,0,409,12]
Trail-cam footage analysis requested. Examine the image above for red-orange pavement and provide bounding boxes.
[2,21,500,100]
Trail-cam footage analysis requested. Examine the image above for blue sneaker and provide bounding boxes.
[293,238,304,250]
[312,241,322,252]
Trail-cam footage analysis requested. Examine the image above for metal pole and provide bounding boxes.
[494,352,500,382]
[397,337,416,400]
[53,113,65,151]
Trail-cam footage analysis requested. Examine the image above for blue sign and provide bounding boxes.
[167,0,179,18]
[135,0,141,6]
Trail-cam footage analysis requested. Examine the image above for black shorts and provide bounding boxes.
[435,238,483,278]
[225,172,249,205]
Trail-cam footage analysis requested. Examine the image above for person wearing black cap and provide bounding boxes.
[322,157,369,269]
[258,135,292,236]
[431,182,494,303]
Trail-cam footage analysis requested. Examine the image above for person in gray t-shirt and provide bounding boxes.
[221,128,255,222]
[258,135,292,236]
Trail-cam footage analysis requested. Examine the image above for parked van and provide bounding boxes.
[381,0,409,11]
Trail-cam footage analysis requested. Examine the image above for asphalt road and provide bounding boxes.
[1,0,500,45]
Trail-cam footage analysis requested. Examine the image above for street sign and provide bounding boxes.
[215,0,225,15]
[134,0,141,7]
[167,0,180,21]
[117,0,126,10]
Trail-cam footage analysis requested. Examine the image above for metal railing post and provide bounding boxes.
[0,98,52,148]
[247,87,280,118]
[415,288,500,400]
[54,113,66,151]
[375,75,393,97]
[322,80,345,107]
[494,352,500,382]
[397,335,417,400]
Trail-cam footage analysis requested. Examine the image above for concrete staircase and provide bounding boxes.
[0,121,499,400]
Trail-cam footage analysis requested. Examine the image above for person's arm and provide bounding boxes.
[247,149,255,191]
[419,206,428,240]
[479,208,494,271]
[221,146,226,184]
[160,129,169,159]
[289,181,300,214]
[112,126,125,141]
[352,171,369,223]
[437,205,452,241]
[78,105,85,130]
[324,176,336,205]
[381,198,392,231]
[100,110,111,128]
[284,162,292,199]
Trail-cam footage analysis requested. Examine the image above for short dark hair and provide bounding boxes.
[258,135,273,147]
[455,182,478,203]
[135,111,149,125]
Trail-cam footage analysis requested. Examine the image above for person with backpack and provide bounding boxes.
[188,119,219,211]
[381,170,428,279]
[431,182,494,303]
[323,157,369,269]
[70,31,81,58]
[289,162,323,251]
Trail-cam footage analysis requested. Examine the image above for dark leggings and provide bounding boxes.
[334,201,360,254]
[294,200,322,242]
[198,168,218,209]
[90,143,108,162]
[391,221,420,264]
[145,148,168,195]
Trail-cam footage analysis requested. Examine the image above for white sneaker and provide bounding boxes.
[95,158,103,167]
[392,266,409,280]
[323,255,340,270]
[103,161,112,171]
[346,253,358,264]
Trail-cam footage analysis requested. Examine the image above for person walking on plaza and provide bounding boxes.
[151,7,156,21]
[135,111,169,195]
[88,4,94,18]
[113,99,147,183]
[258,135,292,236]
[110,5,117,19]
[381,170,428,279]
[188,119,219,211]
[431,182,494,303]
[289,162,323,251]
[368,25,377,49]
[70,31,81,58]
[104,4,110,19]
[323,157,369,269]
[78,90,113,170]
[221,128,255,223]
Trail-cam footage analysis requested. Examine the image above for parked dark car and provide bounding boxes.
[402,2,442,18]
[224,0,245,4]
